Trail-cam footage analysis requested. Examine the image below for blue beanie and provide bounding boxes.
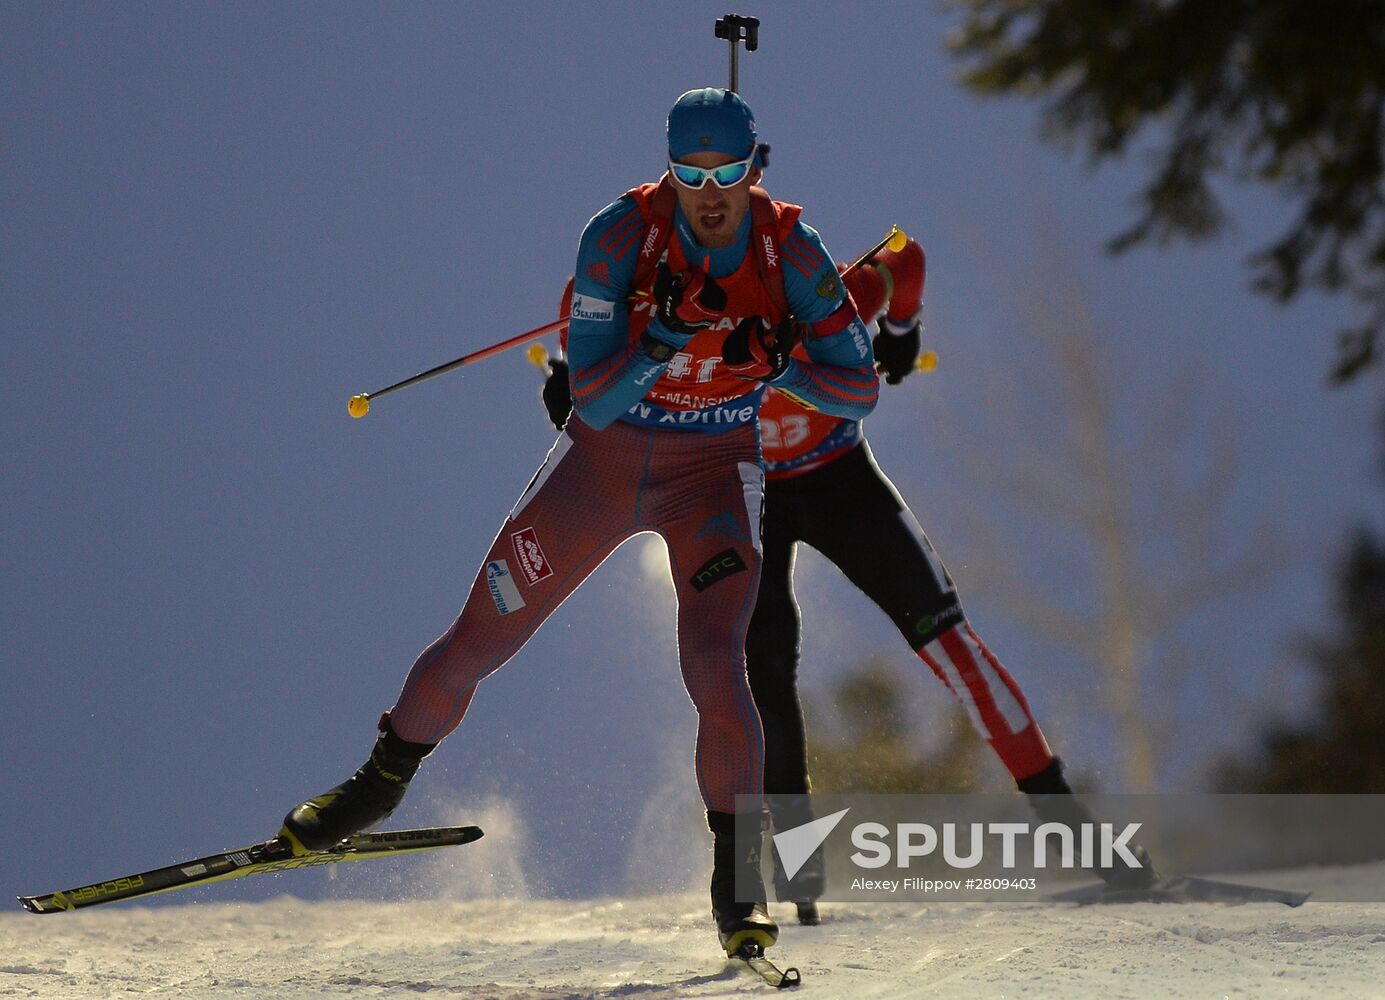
[667,88,758,160]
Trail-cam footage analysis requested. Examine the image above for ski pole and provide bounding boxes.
[347,226,912,419]
[347,316,568,418]
[842,225,909,279]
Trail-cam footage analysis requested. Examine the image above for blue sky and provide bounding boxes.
[3,2,1381,905]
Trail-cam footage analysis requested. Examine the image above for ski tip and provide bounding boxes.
[17,895,60,915]
[732,943,801,989]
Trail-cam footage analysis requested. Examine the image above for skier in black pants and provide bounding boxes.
[541,236,1153,924]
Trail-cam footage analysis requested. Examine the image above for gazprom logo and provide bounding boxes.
[571,294,614,323]
[486,560,526,615]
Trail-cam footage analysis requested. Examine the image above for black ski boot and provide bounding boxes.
[1018,757,1157,891]
[768,796,825,926]
[280,714,436,855]
[708,810,779,954]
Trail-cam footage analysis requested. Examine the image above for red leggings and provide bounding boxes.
[387,417,766,812]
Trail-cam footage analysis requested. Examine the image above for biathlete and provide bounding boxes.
[281,87,879,954]
[544,238,1155,923]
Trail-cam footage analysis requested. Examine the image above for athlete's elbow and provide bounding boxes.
[862,379,880,414]
[838,377,879,421]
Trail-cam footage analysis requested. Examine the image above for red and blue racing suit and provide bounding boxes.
[385,180,877,814]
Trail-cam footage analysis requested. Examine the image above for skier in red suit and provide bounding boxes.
[281,87,878,954]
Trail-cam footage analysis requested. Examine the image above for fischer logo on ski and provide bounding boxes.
[18,825,484,914]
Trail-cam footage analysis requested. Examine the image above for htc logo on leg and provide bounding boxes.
[689,548,748,592]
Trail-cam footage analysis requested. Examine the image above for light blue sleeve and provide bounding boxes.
[565,197,673,429]
[769,220,879,419]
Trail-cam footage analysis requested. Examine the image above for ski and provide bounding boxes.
[1049,873,1309,908]
[732,942,801,989]
[18,825,484,914]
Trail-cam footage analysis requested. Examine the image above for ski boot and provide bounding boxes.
[1018,757,1157,891]
[279,714,436,855]
[768,796,825,926]
[708,810,779,955]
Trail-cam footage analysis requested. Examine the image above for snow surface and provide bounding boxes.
[4,863,1384,999]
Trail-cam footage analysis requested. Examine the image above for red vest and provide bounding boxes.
[564,177,802,416]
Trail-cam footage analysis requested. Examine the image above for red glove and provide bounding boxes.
[873,238,925,324]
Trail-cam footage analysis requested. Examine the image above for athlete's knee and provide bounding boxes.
[746,654,803,727]
[745,612,799,680]
[746,644,798,688]
[680,648,753,710]
[898,596,967,650]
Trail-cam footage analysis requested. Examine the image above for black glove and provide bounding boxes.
[722,317,796,382]
[872,315,921,385]
[541,358,573,430]
[651,260,727,341]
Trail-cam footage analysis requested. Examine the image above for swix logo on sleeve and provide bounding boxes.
[509,527,554,587]
[641,223,662,258]
[571,294,615,322]
[762,234,779,269]
[689,548,748,592]
[485,560,526,615]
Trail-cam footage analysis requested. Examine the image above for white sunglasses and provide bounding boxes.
[668,149,757,190]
